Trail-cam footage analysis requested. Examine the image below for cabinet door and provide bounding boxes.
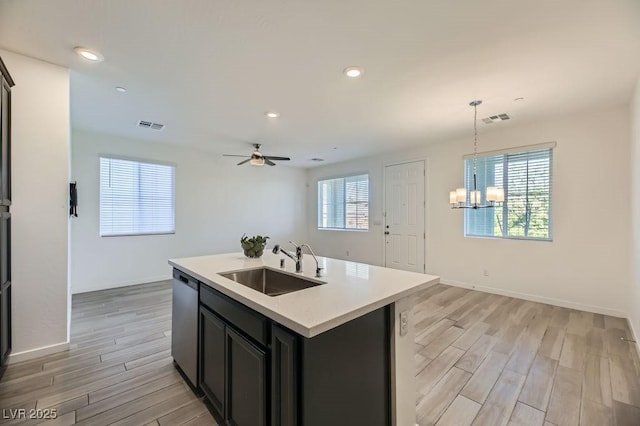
[1,81,10,204]
[199,307,226,417]
[0,281,9,365]
[0,211,9,367]
[0,211,9,291]
[271,325,298,426]
[226,328,266,426]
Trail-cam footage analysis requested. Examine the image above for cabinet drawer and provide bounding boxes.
[200,284,268,346]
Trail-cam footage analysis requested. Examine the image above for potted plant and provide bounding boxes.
[240,234,269,259]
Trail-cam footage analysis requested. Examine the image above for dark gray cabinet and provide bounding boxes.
[0,56,13,379]
[190,270,391,426]
[299,308,390,426]
[271,325,298,426]
[200,286,268,426]
[199,306,226,416]
[226,328,266,426]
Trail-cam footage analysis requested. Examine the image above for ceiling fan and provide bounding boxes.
[223,144,290,167]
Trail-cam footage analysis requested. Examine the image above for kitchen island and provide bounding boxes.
[169,252,439,426]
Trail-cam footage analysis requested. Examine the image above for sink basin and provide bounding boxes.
[219,267,325,297]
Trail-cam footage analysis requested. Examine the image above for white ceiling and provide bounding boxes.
[1,0,639,167]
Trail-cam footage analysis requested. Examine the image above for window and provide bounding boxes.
[318,174,369,230]
[100,157,175,236]
[464,144,553,240]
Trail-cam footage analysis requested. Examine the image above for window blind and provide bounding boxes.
[100,157,176,236]
[317,174,369,230]
[464,147,553,240]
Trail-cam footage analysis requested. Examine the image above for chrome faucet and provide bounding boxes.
[272,241,303,273]
[272,241,323,277]
[300,244,323,277]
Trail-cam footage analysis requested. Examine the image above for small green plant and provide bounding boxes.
[240,234,269,258]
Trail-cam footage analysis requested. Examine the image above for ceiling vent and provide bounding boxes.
[482,113,511,124]
[310,158,325,162]
[138,120,165,131]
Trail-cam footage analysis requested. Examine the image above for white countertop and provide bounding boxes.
[169,252,439,338]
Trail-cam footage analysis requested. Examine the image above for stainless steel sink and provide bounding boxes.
[219,267,325,297]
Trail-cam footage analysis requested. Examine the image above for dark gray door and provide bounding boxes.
[0,212,9,366]
[226,328,266,426]
[199,307,226,416]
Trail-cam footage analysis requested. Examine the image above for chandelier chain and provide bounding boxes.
[473,102,478,180]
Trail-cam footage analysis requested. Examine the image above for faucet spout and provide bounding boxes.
[273,242,321,275]
[273,243,302,272]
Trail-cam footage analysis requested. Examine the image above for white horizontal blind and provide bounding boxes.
[464,147,553,240]
[100,157,175,236]
[345,175,369,229]
[317,174,369,230]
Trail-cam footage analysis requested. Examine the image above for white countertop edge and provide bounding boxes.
[168,253,440,338]
[290,278,439,337]
[169,257,439,338]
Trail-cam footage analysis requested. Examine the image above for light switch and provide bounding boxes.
[399,311,409,336]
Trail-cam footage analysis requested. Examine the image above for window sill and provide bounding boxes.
[317,228,369,233]
[100,231,176,237]
[464,234,553,242]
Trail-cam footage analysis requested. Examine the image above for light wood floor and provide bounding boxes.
[0,281,216,426]
[1,281,639,425]
[414,284,640,426]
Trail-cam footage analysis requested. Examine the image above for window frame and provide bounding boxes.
[463,143,555,242]
[317,173,370,232]
[99,155,176,237]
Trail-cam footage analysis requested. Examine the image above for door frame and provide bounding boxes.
[382,158,428,273]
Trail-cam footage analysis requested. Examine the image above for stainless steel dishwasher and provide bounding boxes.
[171,269,198,387]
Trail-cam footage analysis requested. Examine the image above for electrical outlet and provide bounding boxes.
[400,311,409,336]
[483,269,489,277]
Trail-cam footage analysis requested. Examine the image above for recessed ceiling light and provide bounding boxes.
[343,66,363,78]
[74,47,104,62]
[115,86,127,93]
[265,111,280,118]
[514,97,525,101]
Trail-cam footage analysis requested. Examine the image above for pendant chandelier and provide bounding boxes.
[449,100,504,209]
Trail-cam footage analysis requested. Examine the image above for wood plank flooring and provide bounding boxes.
[415,284,640,426]
[1,281,639,425]
[0,281,216,426]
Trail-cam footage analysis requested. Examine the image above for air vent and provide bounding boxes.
[482,113,511,124]
[310,158,325,162]
[138,120,165,131]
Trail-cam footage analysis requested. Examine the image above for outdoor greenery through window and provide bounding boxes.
[465,145,553,240]
[318,174,369,230]
[100,157,176,236]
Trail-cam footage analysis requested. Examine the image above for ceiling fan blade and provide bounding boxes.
[223,154,250,158]
[264,158,276,166]
[237,158,251,166]
[263,156,290,161]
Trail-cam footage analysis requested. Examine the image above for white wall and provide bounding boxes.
[1,50,70,359]
[71,130,308,293]
[630,77,640,341]
[307,106,631,316]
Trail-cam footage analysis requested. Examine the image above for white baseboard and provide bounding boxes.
[8,341,69,364]
[72,275,172,294]
[441,279,627,318]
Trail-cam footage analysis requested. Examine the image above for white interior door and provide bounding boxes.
[384,161,425,273]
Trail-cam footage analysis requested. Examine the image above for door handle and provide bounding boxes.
[384,231,390,235]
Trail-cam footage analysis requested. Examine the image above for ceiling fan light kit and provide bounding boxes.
[449,100,504,210]
[223,144,290,167]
